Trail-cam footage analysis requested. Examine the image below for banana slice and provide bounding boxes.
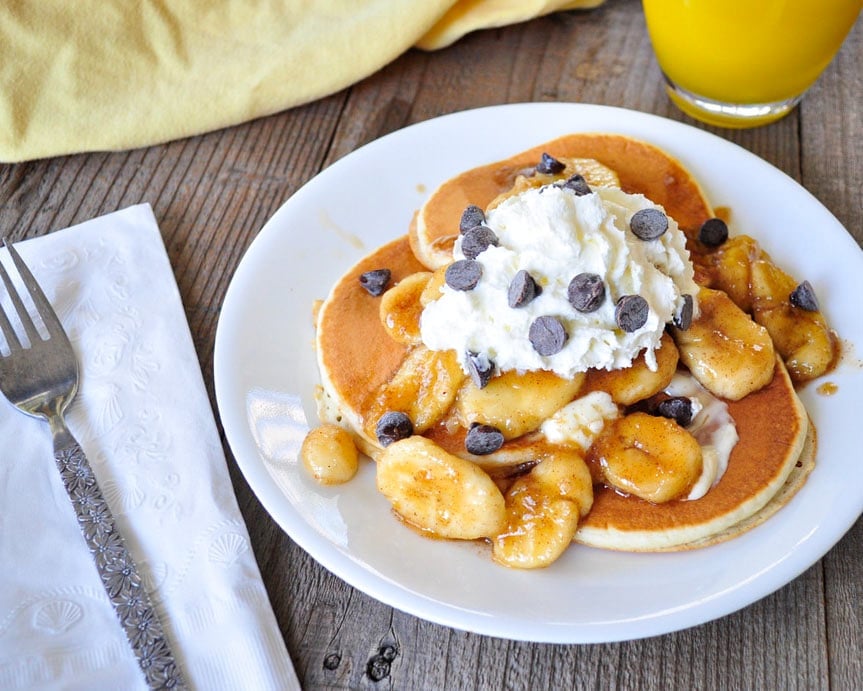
[749,259,836,382]
[363,345,466,439]
[379,271,432,345]
[493,448,593,569]
[454,369,585,440]
[672,287,775,401]
[581,332,679,406]
[376,436,506,540]
[300,424,359,485]
[587,412,703,503]
[419,265,448,306]
[695,234,837,382]
[698,234,760,312]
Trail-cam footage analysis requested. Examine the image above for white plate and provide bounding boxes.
[214,103,863,643]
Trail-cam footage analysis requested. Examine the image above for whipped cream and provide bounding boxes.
[540,391,619,451]
[420,184,698,377]
[664,373,739,501]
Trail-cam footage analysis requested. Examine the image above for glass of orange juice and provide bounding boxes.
[642,0,861,127]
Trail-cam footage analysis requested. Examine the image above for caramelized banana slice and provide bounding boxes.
[587,412,703,503]
[363,346,466,438]
[695,233,837,382]
[419,265,448,306]
[455,369,585,440]
[672,287,775,401]
[493,448,593,569]
[379,271,432,345]
[377,436,506,539]
[697,234,760,311]
[749,259,836,382]
[581,332,679,406]
[300,424,359,485]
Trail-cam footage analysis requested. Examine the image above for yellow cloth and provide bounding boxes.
[0,0,603,162]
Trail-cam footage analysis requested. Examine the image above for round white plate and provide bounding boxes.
[214,103,863,643]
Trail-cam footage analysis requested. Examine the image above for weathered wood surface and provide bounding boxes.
[1,1,860,688]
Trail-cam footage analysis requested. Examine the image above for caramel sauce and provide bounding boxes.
[816,382,838,396]
[838,337,863,369]
[713,206,732,224]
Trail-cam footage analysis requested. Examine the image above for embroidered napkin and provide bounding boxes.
[0,205,300,690]
[0,0,604,162]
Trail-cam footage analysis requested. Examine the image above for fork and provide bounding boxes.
[0,239,186,690]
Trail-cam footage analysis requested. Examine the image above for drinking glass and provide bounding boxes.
[642,0,861,127]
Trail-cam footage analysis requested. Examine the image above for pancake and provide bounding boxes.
[313,133,815,554]
[575,358,813,551]
[411,133,714,270]
[315,235,426,459]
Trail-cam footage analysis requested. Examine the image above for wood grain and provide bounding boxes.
[0,0,860,688]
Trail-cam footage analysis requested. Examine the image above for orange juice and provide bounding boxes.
[643,0,861,126]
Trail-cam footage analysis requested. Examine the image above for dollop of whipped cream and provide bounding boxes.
[420,184,698,377]
[663,373,738,501]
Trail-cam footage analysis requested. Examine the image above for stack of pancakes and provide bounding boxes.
[314,134,815,552]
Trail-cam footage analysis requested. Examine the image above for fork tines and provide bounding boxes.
[0,238,63,352]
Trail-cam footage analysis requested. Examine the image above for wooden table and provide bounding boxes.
[2,1,860,687]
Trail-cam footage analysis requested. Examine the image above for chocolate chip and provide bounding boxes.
[699,218,729,247]
[653,397,694,427]
[789,280,820,311]
[358,269,391,297]
[536,152,566,175]
[673,293,694,330]
[615,295,649,332]
[375,411,413,447]
[461,225,498,259]
[630,208,669,240]
[568,273,605,313]
[466,351,495,388]
[445,260,482,291]
[465,423,505,455]
[508,270,542,308]
[459,205,486,233]
[529,315,568,356]
[562,174,591,196]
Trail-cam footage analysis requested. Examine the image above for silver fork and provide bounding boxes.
[0,239,186,690]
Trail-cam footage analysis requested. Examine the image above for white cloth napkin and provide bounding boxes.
[0,205,300,690]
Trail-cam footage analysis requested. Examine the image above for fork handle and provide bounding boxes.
[52,425,187,690]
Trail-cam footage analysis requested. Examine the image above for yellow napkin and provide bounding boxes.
[0,0,603,163]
